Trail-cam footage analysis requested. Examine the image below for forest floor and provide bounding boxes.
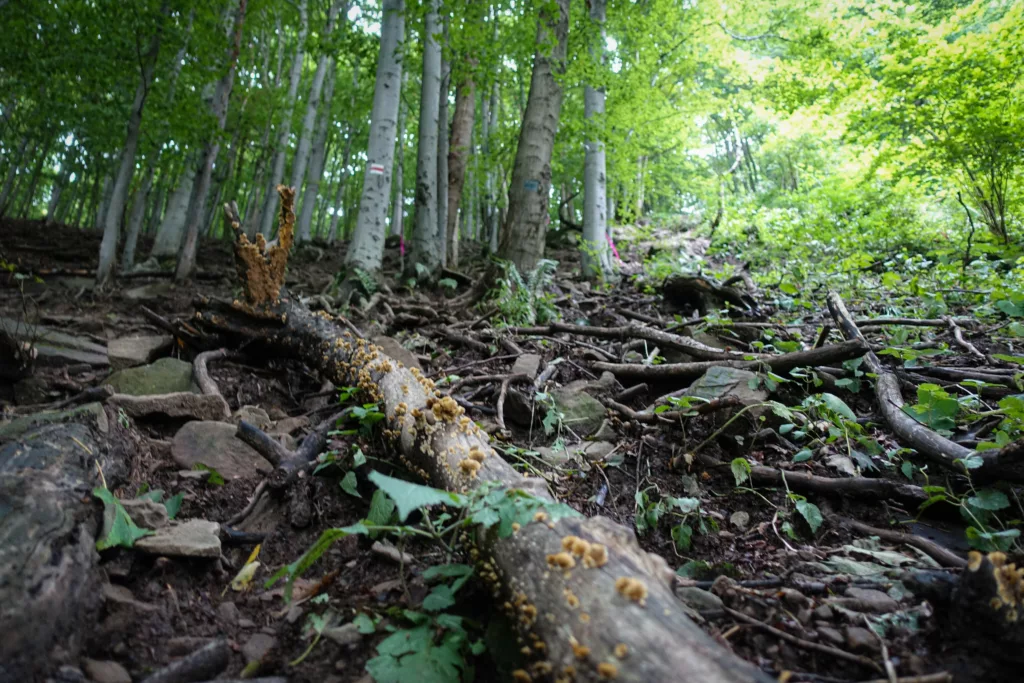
[1,217,1018,683]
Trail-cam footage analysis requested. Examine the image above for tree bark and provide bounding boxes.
[97,15,164,286]
[45,148,72,226]
[0,134,30,216]
[498,0,569,272]
[150,159,195,258]
[296,57,338,242]
[293,0,345,243]
[487,81,500,252]
[17,136,52,218]
[257,0,308,238]
[582,0,611,279]
[344,0,404,277]
[389,72,409,238]
[437,20,450,268]
[121,163,155,269]
[174,0,248,281]
[446,73,476,267]
[408,0,442,279]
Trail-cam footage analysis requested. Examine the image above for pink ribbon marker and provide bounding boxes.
[607,233,621,262]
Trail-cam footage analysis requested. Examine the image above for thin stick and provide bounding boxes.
[841,517,967,569]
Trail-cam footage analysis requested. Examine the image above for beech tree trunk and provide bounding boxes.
[150,160,195,258]
[345,0,404,276]
[257,0,308,238]
[121,163,155,269]
[327,133,353,244]
[174,0,247,281]
[17,137,51,218]
[45,149,72,226]
[97,18,164,286]
[487,81,500,252]
[437,23,450,268]
[389,72,408,238]
[498,0,569,272]
[408,0,442,279]
[292,0,345,242]
[296,58,337,242]
[581,0,611,279]
[446,75,475,267]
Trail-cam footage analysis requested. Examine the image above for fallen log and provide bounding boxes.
[826,291,1024,483]
[193,188,773,682]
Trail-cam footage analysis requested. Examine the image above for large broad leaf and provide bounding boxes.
[368,471,466,522]
[795,499,823,534]
[819,393,857,422]
[93,487,153,550]
[967,489,1010,511]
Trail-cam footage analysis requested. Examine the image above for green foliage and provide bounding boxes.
[489,259,559,326]
[93,487,153,550]
[191,463,225,486]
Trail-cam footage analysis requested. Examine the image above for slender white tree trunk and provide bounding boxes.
[408,0,442,278]
[389,71,409,237]
[446,74,475,267]
[95,172,114,231]
[498,0,570,272]
[327,133,353,243]
[258,0,308,237]
[581,0,611,279]
[296,58,337,241]
[345,0,405,276]
[291,0,345,218]
[150,161,195,257]
[175,0,247,281]
[487,81,500,252]
[97,17,164,286]
[45,150,72,225]
[121,163,155,269]
[436,21,450,268]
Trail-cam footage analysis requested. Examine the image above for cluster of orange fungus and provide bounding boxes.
[614,577,648,605]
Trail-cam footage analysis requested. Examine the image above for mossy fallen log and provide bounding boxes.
[192,189,772,682]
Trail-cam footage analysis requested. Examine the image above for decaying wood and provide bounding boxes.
[193,190,772,683]
[826,291,1024,483]
[949,551,1024,674]
[139,639,231,683]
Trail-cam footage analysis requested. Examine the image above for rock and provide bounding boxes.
[729,511,750,531]
[241,633,277,663]
[104,358,197,396]
[107,335,173,370]
[812,604,834,621]
[53,665,88,683]
[101,583,157,612]
[324,623,363,647]
[511,353,542,379]
[238,618,256,629]
[503,389,535,427]
[133,519,221,558]
[271,415,309,435]
[592,419,618,441]
[0,316,108,368]
[824,454,858,477]
[14,376,50,405]
[372,336,422,373]
[548,386,607,437]
[171,421,273,480]
[233,405,272,431]
[536,445,574,466]
[675,587,724,613]
[844,626,879,652]
[0,402,108,441]
[817,626,845,646]
[110,392,229,422]
[685,366,768,421]
[119,499,169,530]
[123,281,173,301]
[218,601,240,625]
[578,441,616,463]
[832,587,899,613]
[80,659,130,683]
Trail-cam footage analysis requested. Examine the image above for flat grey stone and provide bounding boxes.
[324,623,363,647]
[729,511,750,531]
[845,626,879,652]
[123,281,174,301]
[218,601,240,625]
[81,659,131,683]
[110,392,229,422]
[0,316,108,367]
[241,633,277,662]
[676,586,724,613]
[171,421,272,480]
[120,499,169,530]
[105,358,197,396]
[578,441,616,463]
[233,405,272,431]
[0,402,108,441]
[101,583,158,612]
[511,353,542,379]
[107,335,173,370]
[817,626,844,646]
[686,366,768,407]
[832,587,899,613]
[549,387,606,437]
[134,519,221,558]
[373,336,422,373]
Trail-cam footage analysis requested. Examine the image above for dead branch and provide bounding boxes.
[509,322,747,361]
[826,291,1024,483]
[593,339,867,381]
[139,639,230,683]
[839,517,966,569]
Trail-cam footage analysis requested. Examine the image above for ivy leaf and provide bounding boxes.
[730,458,751,486]
[93,487,153,550]
[968,489,1010,511]
[422,585,456,612]
[795,499,823,534]
[671,523,693,552]
[368,471,466,522]
[340,471,361,498]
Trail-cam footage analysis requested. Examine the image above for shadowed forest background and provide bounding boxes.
[1,0,1024,682]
